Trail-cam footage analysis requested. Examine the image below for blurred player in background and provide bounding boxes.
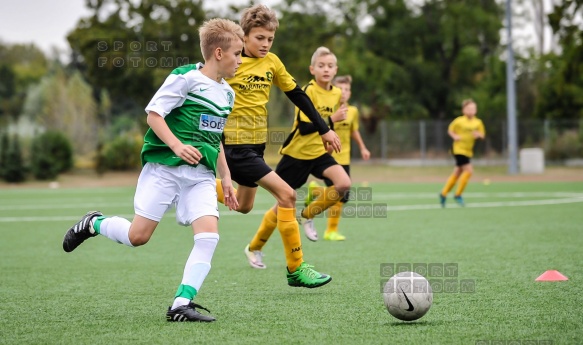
[217,5,340,287]
[304,75,371,241]
[439,99,485,207]
[62,18,242,322]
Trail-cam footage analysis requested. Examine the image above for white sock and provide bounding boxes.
[171,232,219,309]
[98,216,134,247]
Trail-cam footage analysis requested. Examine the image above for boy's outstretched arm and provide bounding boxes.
[284,85,341,153]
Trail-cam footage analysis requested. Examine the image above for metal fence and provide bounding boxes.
[265,119,583,164]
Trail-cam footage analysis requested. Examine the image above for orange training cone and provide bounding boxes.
[535,270,568,281]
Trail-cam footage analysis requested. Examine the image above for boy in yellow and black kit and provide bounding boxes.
[439,99,485,207]
[245,46,351,269]
[305,75,371,241]
[217,5,340,288]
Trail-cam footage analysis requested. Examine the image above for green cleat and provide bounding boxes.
[287,262,332,288]
[304,180,321,207]
[324,231,346,241]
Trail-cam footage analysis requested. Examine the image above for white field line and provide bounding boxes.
[1,193,582,223]
[371,192,583,199]
[0,203,130,211]
[385,197,583,211]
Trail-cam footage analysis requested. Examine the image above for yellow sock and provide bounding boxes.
[312,186,324,199]
[216,178,237,205]
[441,173,459,196]
[249,208,278,251]
[325,201,343,234]
[216,178,224,204]
[277,206,302,272]
[302,187,341,219]
[455,171,472,196]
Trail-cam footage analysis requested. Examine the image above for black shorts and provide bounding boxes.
[454,154,471,167]
[224,144,272,187]
[275,154,339,190]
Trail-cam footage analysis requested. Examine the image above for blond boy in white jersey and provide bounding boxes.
[62,19,242,322]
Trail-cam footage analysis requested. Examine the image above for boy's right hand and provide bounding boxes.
[321,130,341,153]
[172,143,203,164]
[330,103,348,122]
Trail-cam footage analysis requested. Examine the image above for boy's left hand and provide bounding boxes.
[221,177,239,211]
[361,148,371,160]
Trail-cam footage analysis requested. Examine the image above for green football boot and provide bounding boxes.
[287,262,332,288]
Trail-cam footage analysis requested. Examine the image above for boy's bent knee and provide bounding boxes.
[278,188,296,208]
[236,205,254,214]
[335,181,351,195]
[129,234,150,247]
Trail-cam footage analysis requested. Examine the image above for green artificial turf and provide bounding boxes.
[1,181,582,344]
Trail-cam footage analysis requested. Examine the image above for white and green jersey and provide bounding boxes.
[143,63,235,174]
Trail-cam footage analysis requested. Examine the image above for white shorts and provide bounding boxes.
[134,162,219,226]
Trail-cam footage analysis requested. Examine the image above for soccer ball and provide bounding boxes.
[383,271,433,321]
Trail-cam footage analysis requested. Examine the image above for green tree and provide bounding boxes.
[22,64,98,158]
[0,65,16,118]
[363,0,503,119]
[535,0,583,119]
[0,131,8,178]
[0,43,48,122]
[67,0,207,116]
[2,134,26,183]
[30,131,74,180]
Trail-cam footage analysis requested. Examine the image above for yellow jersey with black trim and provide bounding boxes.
[280,80,341,159]
[449,115,485,157]
[331,104,359,165]
[224,52,297,145]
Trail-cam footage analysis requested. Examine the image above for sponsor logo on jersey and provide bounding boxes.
[226,91,234,107]
[238,74,270,92]
[200,114,226,133]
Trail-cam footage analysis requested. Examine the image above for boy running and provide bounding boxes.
[305,75,371,241]
[62,18,242,322]
[439,99,485,207]
[246,46,351,268]
[218,5,339,287]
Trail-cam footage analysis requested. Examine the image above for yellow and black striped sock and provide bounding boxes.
[249,208,278,251]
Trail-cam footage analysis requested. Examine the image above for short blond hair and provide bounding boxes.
[333,75,352,85]
[462,98,476,109]
[198,18,244,60]
[310,46,337,66]
[240,4,279,35]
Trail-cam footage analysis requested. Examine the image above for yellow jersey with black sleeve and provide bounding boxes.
[449,115,485,158]
[280,80,341,159]
[224,52,297,145]
[331,104,359,165]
